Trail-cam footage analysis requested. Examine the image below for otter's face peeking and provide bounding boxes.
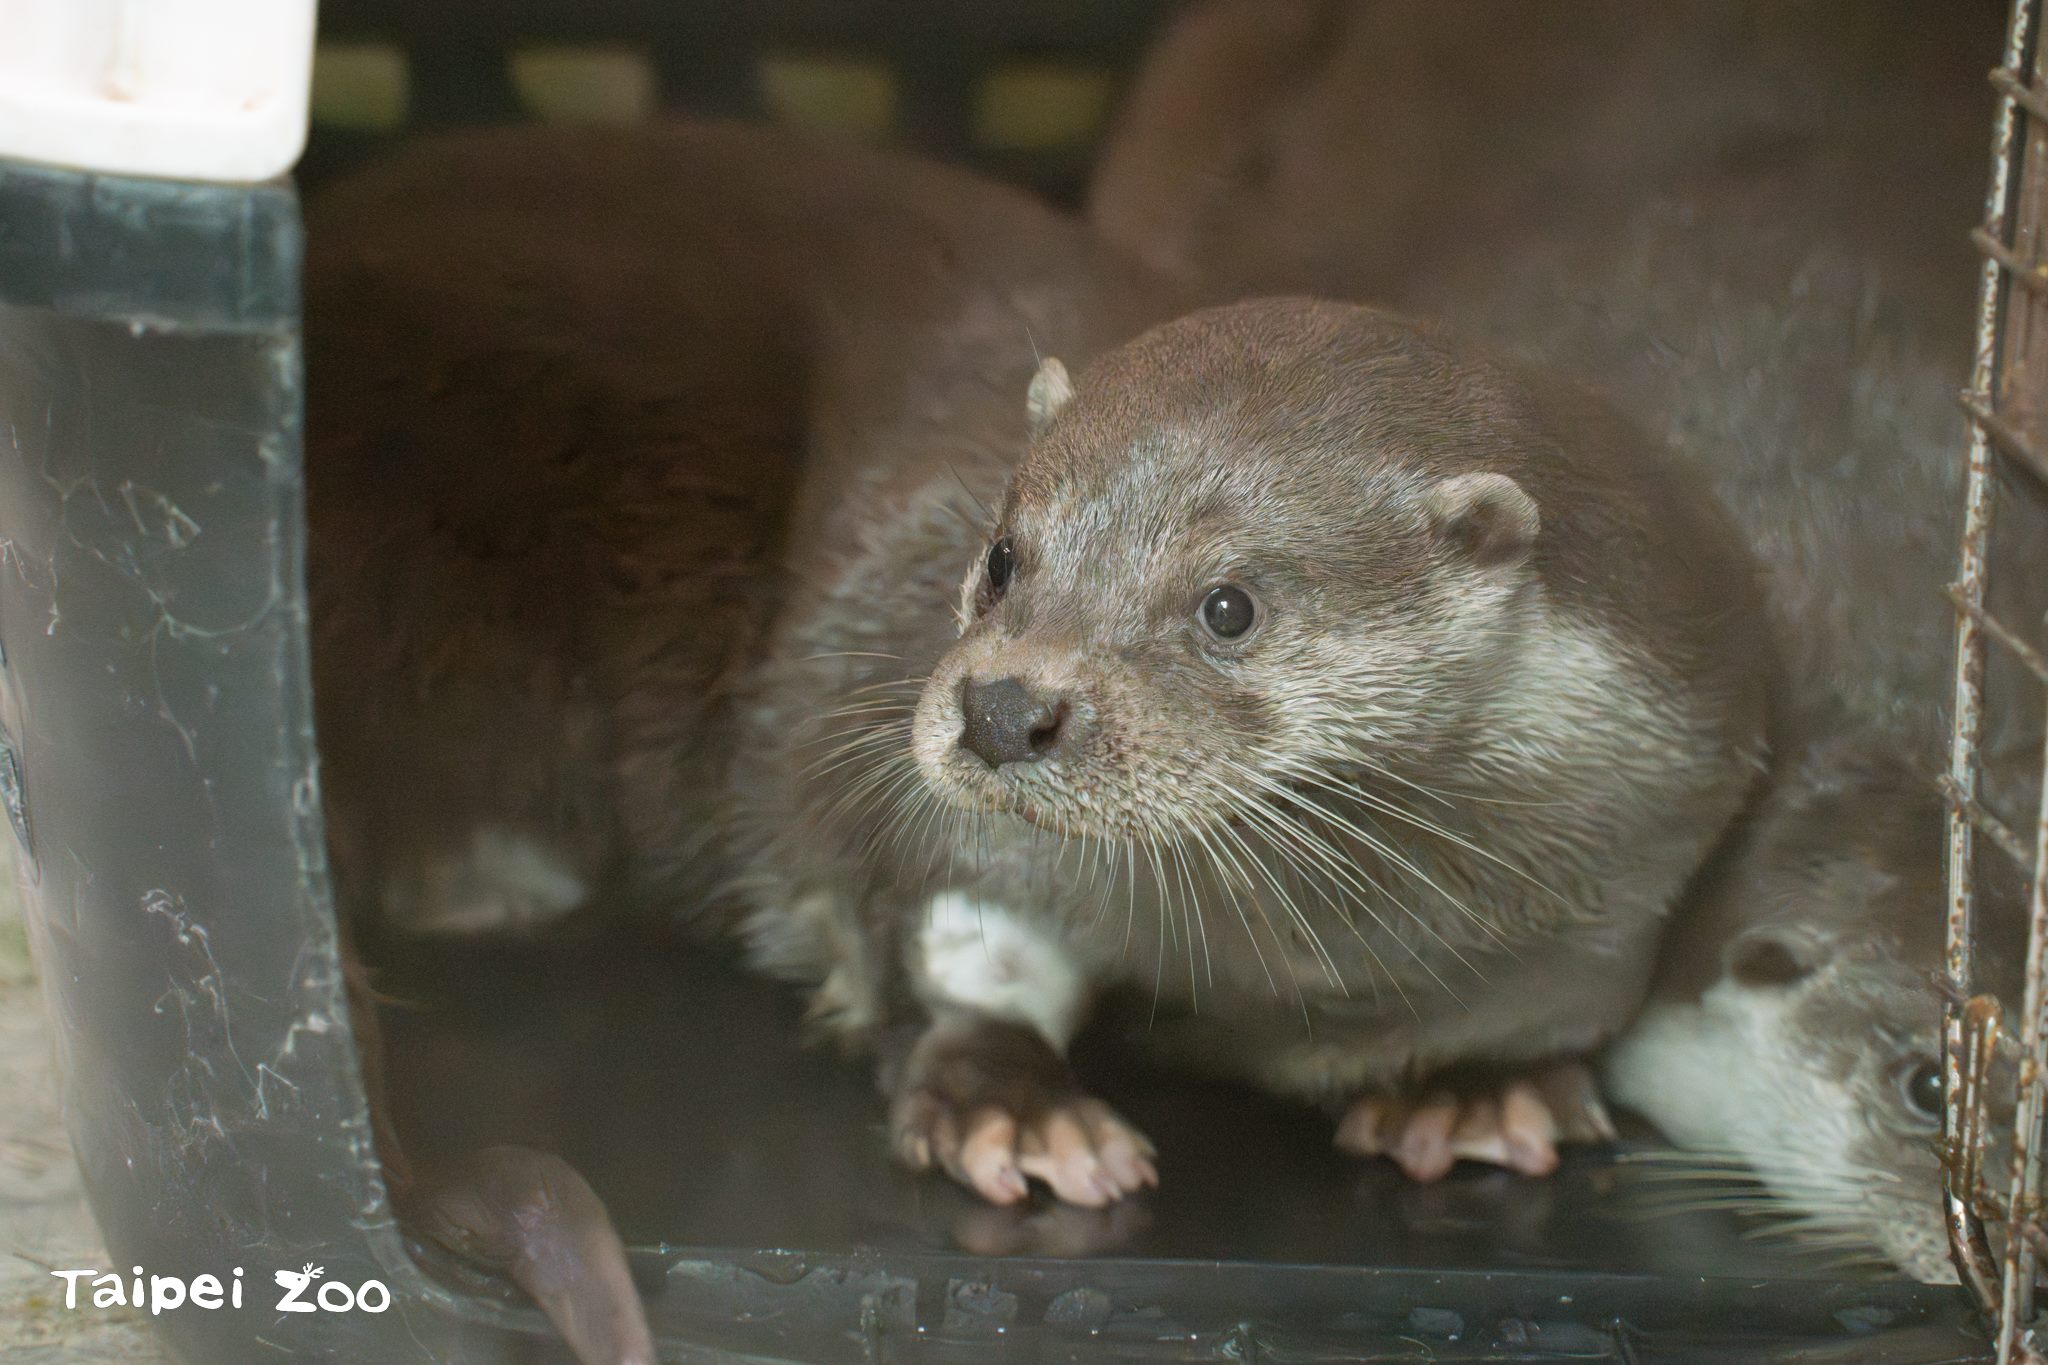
[1748,927,1953,1273]
[1608,922,1973,1282]
[910,330,1545,844]
[1604,743,2023,1285]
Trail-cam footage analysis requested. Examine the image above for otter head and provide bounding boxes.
[911,300,1549,843]
[1608,737,2023,1283]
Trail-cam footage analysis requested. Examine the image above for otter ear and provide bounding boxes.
[1725,929,1824,988]
[1423,471,1539,567]
[1026,357,1076,438]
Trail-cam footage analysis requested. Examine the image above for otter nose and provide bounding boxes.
[958,676,1069,768]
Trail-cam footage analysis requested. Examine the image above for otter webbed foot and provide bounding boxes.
[888,1015,1157,1207]
[410,1146,655,1365]
[1334,1062,1616,1181]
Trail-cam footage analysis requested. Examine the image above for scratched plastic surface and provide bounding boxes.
[0,159,1995,1363]
[0,161,537,1362]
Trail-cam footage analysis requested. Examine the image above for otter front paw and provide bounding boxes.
[1334,1062,1616,1181]
[888,1017,1157,1207]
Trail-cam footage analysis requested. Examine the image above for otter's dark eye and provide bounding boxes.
[1900,1062,1943,1122]
[985,538,1015,597]
[1200,584,1258,641]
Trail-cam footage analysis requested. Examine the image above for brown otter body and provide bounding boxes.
[303,121,1170,1345]
[735,295,1772,1199]
[306,120,1164,945]
[1088,0,2042,1271]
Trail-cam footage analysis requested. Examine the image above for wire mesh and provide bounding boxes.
[1947,0,2048,1356]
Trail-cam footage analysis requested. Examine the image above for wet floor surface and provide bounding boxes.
[379,934,1854,1278]
[0,908,1987,1363]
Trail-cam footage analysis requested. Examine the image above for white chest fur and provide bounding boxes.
[913,892,1087,1050]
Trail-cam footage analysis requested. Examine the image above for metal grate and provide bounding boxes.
[1948,0,2048,1356]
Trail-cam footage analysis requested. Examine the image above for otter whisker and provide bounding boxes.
[798,691,918,736]
[799,649,906,664]
[855,763,940,860]
[1341,755,1461,810]
[1208,816,1320,1024]
[1143,840,1173,1022]
[812,748,906,821]
[799,727,917,781]
[1174,832,1214,997]
[1284,762,1565,908]
[943,461,995,525]
[1160,835,1195,1007]
[906,785,962,884]
[1184,816,1281,997]
[1274,801,1510,977]
[1213,784,1378,999]
[1083,830,1118,909]
[1079,833,1122,933]
[1120,837,1139,964]
[1619,1148,1761,1167]
[798,738,898,782]
[880,775,940,867]
[1253,809,1456,1007]
[807,698,919,725]
[842,673,931,692]
[1616,1148,1893,1265]
[816,731,921,831]
[910,791,964,890]
[826,767,917,843]
[1254,763,1518,957]
[1189,787,1353,1008]
[1214,792,1370,981]
[1222,772,1475,1000]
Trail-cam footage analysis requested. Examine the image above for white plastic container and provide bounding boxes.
[0,0,317,183]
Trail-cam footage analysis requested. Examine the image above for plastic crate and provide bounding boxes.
[0,2,2018,1360]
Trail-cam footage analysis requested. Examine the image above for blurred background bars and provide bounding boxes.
[304,0,1173,199]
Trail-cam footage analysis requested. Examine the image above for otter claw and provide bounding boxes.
[1017,1098,1159,1206]
[888,1016,1158,1208]
[892,1088,1163,1203]
[894,1089,1158,1208]
[1336,1064,1613,1181]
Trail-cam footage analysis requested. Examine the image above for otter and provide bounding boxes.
[305,120,1160,951]
[308,120,1771,1227]
[1085,0,2042,1273]
[303,121,1170,1353]
[1604,739,2023,1284]
[734,296,1772,1202]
